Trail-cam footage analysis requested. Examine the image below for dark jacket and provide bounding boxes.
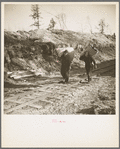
[80,51,96,72]
[80,51,95,65]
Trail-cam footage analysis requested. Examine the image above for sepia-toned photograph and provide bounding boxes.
[3,3,118,115]
[1,2,119,148]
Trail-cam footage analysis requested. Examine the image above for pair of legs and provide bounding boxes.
[85,63,92,82]
[61,51,74,83]
[61,62,70,83]
[80,51,96,82]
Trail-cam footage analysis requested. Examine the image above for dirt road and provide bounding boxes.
[4,59,116,114]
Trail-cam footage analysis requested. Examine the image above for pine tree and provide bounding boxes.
[98,19,106,34]
[48,18,56,30]
[30,5,42,29]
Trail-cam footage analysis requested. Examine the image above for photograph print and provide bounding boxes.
[3,2,118,115]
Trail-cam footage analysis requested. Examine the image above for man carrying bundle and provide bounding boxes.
[79,42,98,82]
[56,44,74,83]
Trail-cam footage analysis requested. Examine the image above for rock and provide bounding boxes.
[5,52,11,63]
[97,108,115,114]
[29,29,45,40]
[11,58,28,69]
[76,107,96,114]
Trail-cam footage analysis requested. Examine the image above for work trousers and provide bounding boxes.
[61,51,74,82]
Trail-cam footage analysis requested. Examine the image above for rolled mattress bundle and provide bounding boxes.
[56,47,74,57]
[80,45,99,58]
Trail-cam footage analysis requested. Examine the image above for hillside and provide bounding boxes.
[4,29,115,81]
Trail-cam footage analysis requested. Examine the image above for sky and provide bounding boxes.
[4,3,117,34]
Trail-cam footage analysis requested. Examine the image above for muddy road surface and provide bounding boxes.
[4,59,116,115]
